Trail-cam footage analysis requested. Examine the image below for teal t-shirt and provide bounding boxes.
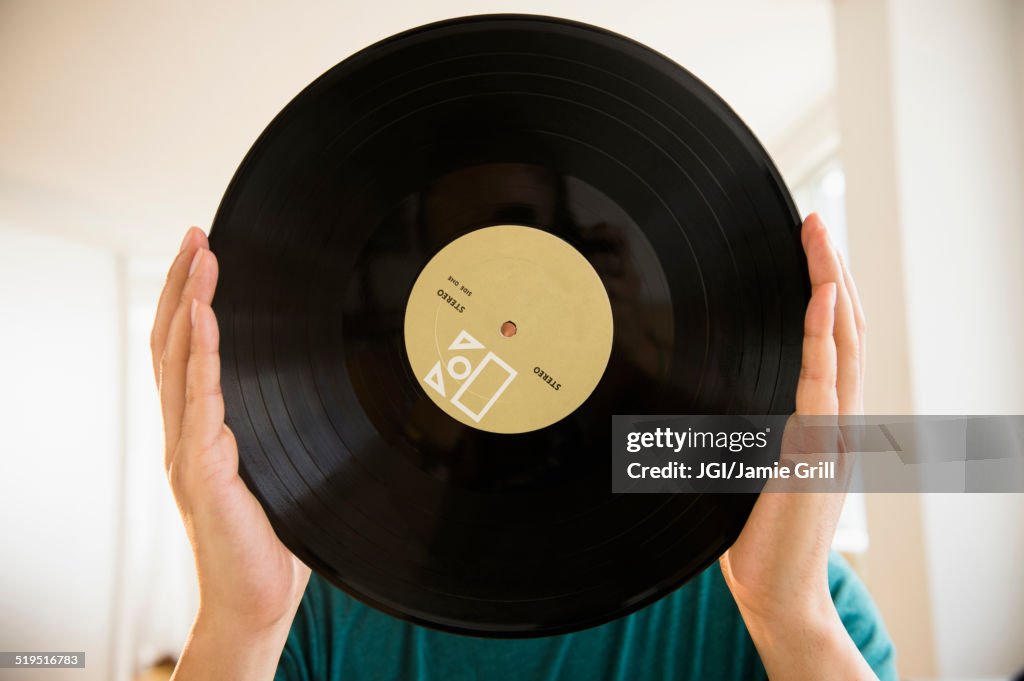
[275,552,895,680]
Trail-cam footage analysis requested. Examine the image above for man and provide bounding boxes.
[151,214,894,680]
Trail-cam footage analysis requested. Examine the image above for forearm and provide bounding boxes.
[739,599,878,681]
[171,609,293,681]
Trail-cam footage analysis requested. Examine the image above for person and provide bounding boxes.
[151,214,895,680]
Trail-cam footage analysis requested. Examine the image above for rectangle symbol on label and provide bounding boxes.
[450,351,517,422]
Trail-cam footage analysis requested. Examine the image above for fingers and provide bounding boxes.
[838,252,867,391]
[151,227,209,384]
[796,282,838,416]
[159,247,220,467]
[180,299,227,457]
[801,214,861,414]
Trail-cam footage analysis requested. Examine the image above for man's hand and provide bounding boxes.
[719,214,876,680]
[151,227,310,681]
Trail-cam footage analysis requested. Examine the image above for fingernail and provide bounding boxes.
[189,247,204,276]
[179,227,194,253]
[191,299,198,327]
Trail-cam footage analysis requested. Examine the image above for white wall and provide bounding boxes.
[888,0,1024,676]
[920,494,1024,678]
[0,0,836,256]
[891,0,1024,417]
[835,0,1024,677]
[0,222,121,681]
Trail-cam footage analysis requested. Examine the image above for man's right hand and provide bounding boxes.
[150,227,309,680]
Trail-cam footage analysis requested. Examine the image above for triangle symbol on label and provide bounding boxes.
[448,329,484,351]
[424,361,446,396]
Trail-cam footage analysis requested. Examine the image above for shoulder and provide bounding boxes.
[276,574,380,681]
[826,552,898,681]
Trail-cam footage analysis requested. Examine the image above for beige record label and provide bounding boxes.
[404,225,613,434]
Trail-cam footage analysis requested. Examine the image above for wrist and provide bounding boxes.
[193,569,307,639]
[738,593,876,680]
[723,555,837,639]
[740,590,843,649]
[194,598,298,643]
[172,609,294,681]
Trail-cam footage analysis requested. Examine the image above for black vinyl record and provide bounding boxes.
[209,14,808,637]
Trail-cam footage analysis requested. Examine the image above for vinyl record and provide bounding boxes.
[209,14,808,637]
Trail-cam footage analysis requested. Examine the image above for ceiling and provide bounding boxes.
[0,0,835,255]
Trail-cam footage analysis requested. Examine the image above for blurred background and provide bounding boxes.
[1,0,1023,679]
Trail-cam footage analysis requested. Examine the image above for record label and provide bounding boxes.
[403,225,614,433]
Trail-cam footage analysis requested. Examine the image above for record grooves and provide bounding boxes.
[209,14,808,637]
